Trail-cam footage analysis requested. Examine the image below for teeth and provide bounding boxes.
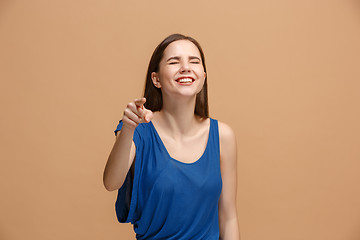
[178,78,193,83]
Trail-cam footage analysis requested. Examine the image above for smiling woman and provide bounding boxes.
[103,33,240,240]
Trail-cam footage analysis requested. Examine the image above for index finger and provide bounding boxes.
[134,97,146,109]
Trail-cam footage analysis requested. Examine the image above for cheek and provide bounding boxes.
[199,71,206,81]
[159,66,176,78]
[195,66,205,77]
[197,75,206,87]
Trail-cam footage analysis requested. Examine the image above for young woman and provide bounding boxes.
[103,34,240,240]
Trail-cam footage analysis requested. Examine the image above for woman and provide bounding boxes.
[103,34,240,240]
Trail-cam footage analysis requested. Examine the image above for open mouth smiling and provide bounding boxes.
[175,77,195,84]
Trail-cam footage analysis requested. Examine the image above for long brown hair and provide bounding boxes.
[143,34,209,118]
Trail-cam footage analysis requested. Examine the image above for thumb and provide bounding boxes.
[143,108,153,123]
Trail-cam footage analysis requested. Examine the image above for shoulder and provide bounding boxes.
[216,120,237,160]
[215,120,237,167]
[135,122,152,136]
[114,120,150,136]
[122,122,152,144]
[217,120,236,145]
[137,121,151,130]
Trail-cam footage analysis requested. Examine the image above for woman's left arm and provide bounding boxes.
[218,122,240,240]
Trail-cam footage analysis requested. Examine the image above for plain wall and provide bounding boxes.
[1,0,359,239]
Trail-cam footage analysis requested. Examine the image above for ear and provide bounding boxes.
[203,71,207,80]
[151,72,161,88]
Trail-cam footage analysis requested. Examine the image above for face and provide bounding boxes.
[151,40,206,99]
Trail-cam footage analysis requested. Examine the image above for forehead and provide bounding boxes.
[163,40,201,58]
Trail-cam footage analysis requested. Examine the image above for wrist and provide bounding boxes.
[121,121,137,132]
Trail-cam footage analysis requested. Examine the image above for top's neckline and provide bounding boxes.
[149,118,212,165]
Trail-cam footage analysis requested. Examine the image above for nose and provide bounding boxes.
[179,61,191,73]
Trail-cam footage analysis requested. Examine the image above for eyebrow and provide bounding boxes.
[166,56,201,62]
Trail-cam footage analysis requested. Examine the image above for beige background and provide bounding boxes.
[1,0,360,239]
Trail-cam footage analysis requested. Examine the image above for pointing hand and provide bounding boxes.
[122,98,153,129]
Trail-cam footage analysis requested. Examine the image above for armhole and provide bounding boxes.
[131,157,135,181]
[212,118,221,159]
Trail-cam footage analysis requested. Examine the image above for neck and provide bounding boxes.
[156,95,199,136]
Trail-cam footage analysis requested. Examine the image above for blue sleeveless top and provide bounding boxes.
[114,118,222,240]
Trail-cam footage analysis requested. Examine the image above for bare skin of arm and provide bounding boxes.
[218,121,241,240]
[103,98,153,191]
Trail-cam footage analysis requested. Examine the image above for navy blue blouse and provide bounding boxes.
[114,118,222,240]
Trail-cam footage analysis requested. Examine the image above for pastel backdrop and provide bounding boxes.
[1,0,359,239]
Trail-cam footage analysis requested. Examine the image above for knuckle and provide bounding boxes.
[122,117,138,128]
[122,115,130,123]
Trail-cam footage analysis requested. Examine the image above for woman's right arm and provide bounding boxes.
[103,98,152,191]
